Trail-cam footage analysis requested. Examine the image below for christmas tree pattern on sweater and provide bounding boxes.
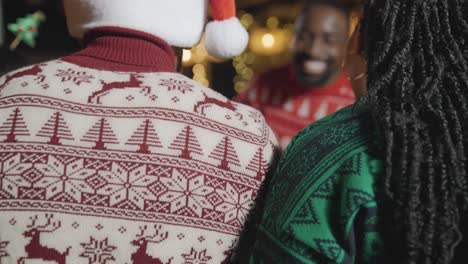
[0,60,278,264]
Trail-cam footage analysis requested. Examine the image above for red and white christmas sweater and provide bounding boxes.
[0,27,278,264]
[237,64,355,150]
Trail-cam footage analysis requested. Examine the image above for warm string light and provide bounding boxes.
[266,16,279,29]
[182,49,192,63]
[261,33,275,48]
[193,63,210,87]
[182,11,295,92]
[181,37,212,87]
[240,13,254,29]
[233,51,255,94]
[233,13,294,94]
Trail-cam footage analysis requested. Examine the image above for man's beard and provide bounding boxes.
[293,61,336,88]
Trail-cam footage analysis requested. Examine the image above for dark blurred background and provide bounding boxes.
[0,0,360,98]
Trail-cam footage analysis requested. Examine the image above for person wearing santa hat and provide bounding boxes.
[0,1,278,263]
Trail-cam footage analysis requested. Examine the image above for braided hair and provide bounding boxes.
[362,0,468,263]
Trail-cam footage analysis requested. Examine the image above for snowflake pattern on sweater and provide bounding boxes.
[0,60,278,264]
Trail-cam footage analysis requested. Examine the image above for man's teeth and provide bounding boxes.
[304,61,326,74]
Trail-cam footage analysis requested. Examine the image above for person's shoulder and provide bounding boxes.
[268,104,382,230]
[279,104,382,206]
[272,104,379,189]
[1,62,45,79]
[245,64,291,91]
[284,104,374,159]
[236,64,291,104]
[178,74,280,174]
[0,59,75,80]
[256,64,290,82]
[161,72,266,116]
[259,105,381,257]
[0,60,58,92]
[158,72,279,147]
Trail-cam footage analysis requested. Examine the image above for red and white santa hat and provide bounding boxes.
[64,0,249,59]
[204,0,249,59]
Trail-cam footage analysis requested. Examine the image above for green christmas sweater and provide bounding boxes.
[247,105,384,264]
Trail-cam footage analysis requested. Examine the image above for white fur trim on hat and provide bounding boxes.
[205,17,249,59]
[63,0,207,48]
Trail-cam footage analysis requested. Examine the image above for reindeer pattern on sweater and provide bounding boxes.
[0,59,278,264]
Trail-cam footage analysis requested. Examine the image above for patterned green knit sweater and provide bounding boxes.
[247,105,384,264]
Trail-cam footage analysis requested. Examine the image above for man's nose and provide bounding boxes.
[307,38,326,59]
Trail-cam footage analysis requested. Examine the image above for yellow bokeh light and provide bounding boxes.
[234,81,247,93]
[244,52,256,64]
[193,64,206,75]
[267,17,279,29]
[262,33,276,48]
[250,28,292,55]
[182,49,192,62]
[240,13,254,29]
[243,69,254,80]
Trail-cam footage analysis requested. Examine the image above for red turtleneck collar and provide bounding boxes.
[62,27,177,73]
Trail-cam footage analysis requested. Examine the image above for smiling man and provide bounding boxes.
[237,0,355,149]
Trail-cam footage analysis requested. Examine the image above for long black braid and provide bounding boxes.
[362,0,468,263]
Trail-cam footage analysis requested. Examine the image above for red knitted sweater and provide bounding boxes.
[237,64,355,150]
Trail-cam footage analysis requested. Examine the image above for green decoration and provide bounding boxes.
[8,11,46,50]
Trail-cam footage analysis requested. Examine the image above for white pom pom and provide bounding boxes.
[205,17,249,59]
